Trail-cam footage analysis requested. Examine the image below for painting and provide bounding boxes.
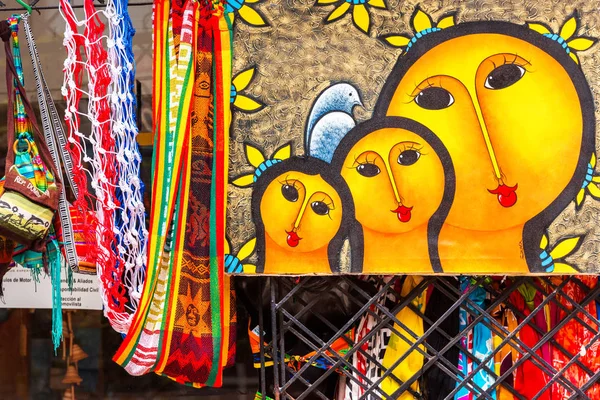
[225,0,600,274]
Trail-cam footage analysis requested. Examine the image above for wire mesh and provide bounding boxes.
[252,275,600,400]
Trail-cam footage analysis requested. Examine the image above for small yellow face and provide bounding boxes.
[385,33,582,231]
[260,172,343,252]
[340,127,445,234]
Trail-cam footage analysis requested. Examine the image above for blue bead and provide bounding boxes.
[557,36,565,44]
[416,32,422,38]
[426,28,431,33]
[411,37,417,43]
[586,174,593,182]
[545,264,555,273]
[551,34,559,41]
[265,159,273,168]
[566,48,570,54]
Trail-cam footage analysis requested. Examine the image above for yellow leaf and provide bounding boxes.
[238,4,268,27]
[569,51,580,64]
[234,95,265,112]
[411,7,433,33]
[231,173,256,188]
[540,233,549,249]
[368,0,387,9]
[592,176,600,183]
[568,37,596,51]
[352,4,370,34]
[553,262,578,274]
[550,236,582,260]
[576,188,585,207]
[527,23,551,35]
[245,144,266,168]
[588,183,600,199]
[591,153,597,168]
[245,0,261,3]
[436,14,455,29]
[560,16,578,41]
[224,238,231,255]
[273,143,292,160]
[232,67,256,91]
[238,238,257,261]
[326,2,351,22]
[317,0,339,4]
[243,263,257,273]
[382,35,410,47]
[228,12,236,26]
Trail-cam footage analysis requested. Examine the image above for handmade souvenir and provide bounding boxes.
[226,1,600,274]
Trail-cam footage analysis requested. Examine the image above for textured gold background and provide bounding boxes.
[227,0,600,273]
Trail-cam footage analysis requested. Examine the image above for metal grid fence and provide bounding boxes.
[250,275,600,400]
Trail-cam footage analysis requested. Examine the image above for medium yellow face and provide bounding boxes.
[340,127,445,234]
[385,33,582,231]
[260,172,343,252]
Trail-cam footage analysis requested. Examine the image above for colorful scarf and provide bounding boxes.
[115,0,235,387]
[455,278,496,400]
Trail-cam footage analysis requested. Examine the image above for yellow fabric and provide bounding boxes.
[380,276,426,398]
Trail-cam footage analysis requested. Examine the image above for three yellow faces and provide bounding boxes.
[250,21,594,274]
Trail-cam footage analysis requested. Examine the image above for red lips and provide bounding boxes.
[488,183,518,208]
[286,230,301,247]
[392,205,413,223]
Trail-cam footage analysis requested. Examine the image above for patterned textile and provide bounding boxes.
[455,278,496,400]
[115,0,235,387]
[549,276,600,398]
[344,277,394,400]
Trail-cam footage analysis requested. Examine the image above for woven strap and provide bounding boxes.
[22,14,80,272]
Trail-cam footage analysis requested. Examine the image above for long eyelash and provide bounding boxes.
[501,53,532,69]
[407,76,436,99]
[279,176,300,190]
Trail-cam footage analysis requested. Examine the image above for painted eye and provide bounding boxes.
[484,64,525,90]
[398,150,420,166]
[281,184,299,202]
[414,87,454,110]
[311,201,330,216]
[357,163,380,177]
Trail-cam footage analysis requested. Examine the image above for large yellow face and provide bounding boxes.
[340,127,445,234]
[385,33,582,231]
[260,172,343,252]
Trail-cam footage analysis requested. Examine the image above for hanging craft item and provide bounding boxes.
[115,0,236,387]
[0,16,63,351]
[21,13,85,276]
[59,0,140,333]
[105,0,148,317]
[225,2,600,275]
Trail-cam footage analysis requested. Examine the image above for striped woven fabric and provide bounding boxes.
[114,0,235,387]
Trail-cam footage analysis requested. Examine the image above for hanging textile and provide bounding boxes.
[22,13,82,277]
[508,286,551,400]
[1,16,63,350]
[380,276,426,399]
[105,0,148,318]
[455,278,496,400]
[549,276,600,398]
[115,0,235,387]
[60,0,137,333]
[344,277,395,400]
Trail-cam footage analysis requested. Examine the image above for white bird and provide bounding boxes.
[305,83,362,163]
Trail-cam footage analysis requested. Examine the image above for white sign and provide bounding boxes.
[0,264,102,310]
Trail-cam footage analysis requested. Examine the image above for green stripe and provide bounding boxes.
[206,50,221,387]
[123,27,175,367]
